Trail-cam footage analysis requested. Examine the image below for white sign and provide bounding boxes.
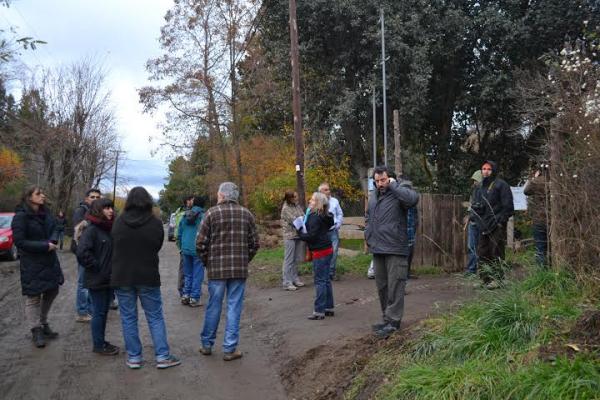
[511,186,527,211]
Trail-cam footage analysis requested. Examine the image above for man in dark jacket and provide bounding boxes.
[196,182,259,361]
[72,188,101,322]
[365,166,419,338]
[470,160,514,286]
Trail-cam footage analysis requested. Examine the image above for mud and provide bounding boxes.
[0,238,475,400]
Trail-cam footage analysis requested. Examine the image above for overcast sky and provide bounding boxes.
[2,0,174,197]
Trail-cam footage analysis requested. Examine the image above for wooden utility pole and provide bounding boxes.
[289,0,306,207]
[393,109,403,177]
[112,151,120,202]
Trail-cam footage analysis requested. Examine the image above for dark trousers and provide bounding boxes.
[533,223,548,267]
[178,253,184,296]
[89,288,113,350]
[373,254,408,324]
[477,225,506,283]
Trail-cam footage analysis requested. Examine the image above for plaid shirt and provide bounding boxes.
[196,200,260,280]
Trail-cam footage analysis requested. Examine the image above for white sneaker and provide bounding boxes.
[284,284,298,291]
[293,281,305,287]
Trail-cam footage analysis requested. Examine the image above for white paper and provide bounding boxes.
[292,216,307,233]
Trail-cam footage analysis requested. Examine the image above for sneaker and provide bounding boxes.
[156,355,181,369]
[284,284,297,291]
[188,299,203,307]
[223,350,243,361]
[180,296,190,305]
[293,281,305,287]
[75,314,92,323]
[307,314,325,320]
[375,322,400,338]
[126,359,143,369]
[371,322,387,332]
[325,310,335,317]
[199,346,212,356]
[93,342,119,356]
[367,274,375,280]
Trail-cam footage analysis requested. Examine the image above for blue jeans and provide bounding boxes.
[76,264,92,316]
[313,254,334,315]
[328,230,339,278]
[115,286,171,362]
[89,288,112,350]
[201,279,246,353]
[182,254,204,300]
[466,222,480,274]
[533,223,548,267]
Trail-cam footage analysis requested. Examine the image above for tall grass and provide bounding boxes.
[346,263,600,400]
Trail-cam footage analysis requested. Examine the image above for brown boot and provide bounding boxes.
[31,327,46,348]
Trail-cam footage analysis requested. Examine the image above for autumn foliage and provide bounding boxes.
[0,146,23,190]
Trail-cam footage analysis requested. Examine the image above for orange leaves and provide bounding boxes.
[0,146,23,190]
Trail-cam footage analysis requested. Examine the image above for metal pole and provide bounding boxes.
[372,85,377,168]
[380,7,388,167]
[112,152,119,202]
[289,0,306,207]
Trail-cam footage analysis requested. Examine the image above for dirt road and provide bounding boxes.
[0,239,474,400]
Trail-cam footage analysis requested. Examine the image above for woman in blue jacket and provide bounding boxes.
[177,196,206,307]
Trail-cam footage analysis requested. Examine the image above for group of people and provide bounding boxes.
[279,169,419,337]
[12,159,547,368]
[12,181,258,368]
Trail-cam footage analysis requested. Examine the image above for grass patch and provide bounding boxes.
[346,262,600,400]
[339,238,365,251]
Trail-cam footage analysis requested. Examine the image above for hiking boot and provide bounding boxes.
[93,342,120,356]
[199,346,212,356]
[31,327,45,348]
[75,314,92,323]
[284,284,297,291]
[188,299,202,307]
[156,355,181,369]
[41,323,58,339]
[180,296,190,305]
[223,350,243,361]
[126,359,144,369]
[375,322,400,339]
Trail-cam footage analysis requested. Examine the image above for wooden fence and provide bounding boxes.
[412,194,467,272]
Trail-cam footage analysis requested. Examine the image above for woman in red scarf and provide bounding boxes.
[76,198,120,356]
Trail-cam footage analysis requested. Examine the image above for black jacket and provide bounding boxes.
[76,221,113,290]
[70,201,90,253]
[298,212,334,251]
[11,204,64,296]
[110,209,164,287]
[470,160,514,235]
[365,180,420,256]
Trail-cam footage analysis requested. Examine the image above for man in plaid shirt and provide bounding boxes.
[196,182,260,361]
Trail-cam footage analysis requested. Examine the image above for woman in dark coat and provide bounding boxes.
[111,187,180,369]
[11,186,63,348]
[76,198,119,356]
[297,192,335,320]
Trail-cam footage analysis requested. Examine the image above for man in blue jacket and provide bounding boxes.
[365,166,419,338]
[177,196,206,307]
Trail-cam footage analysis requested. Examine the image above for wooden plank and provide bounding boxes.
[421,193,434,267]
[413,194,424,267]
[450,195,463,272]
